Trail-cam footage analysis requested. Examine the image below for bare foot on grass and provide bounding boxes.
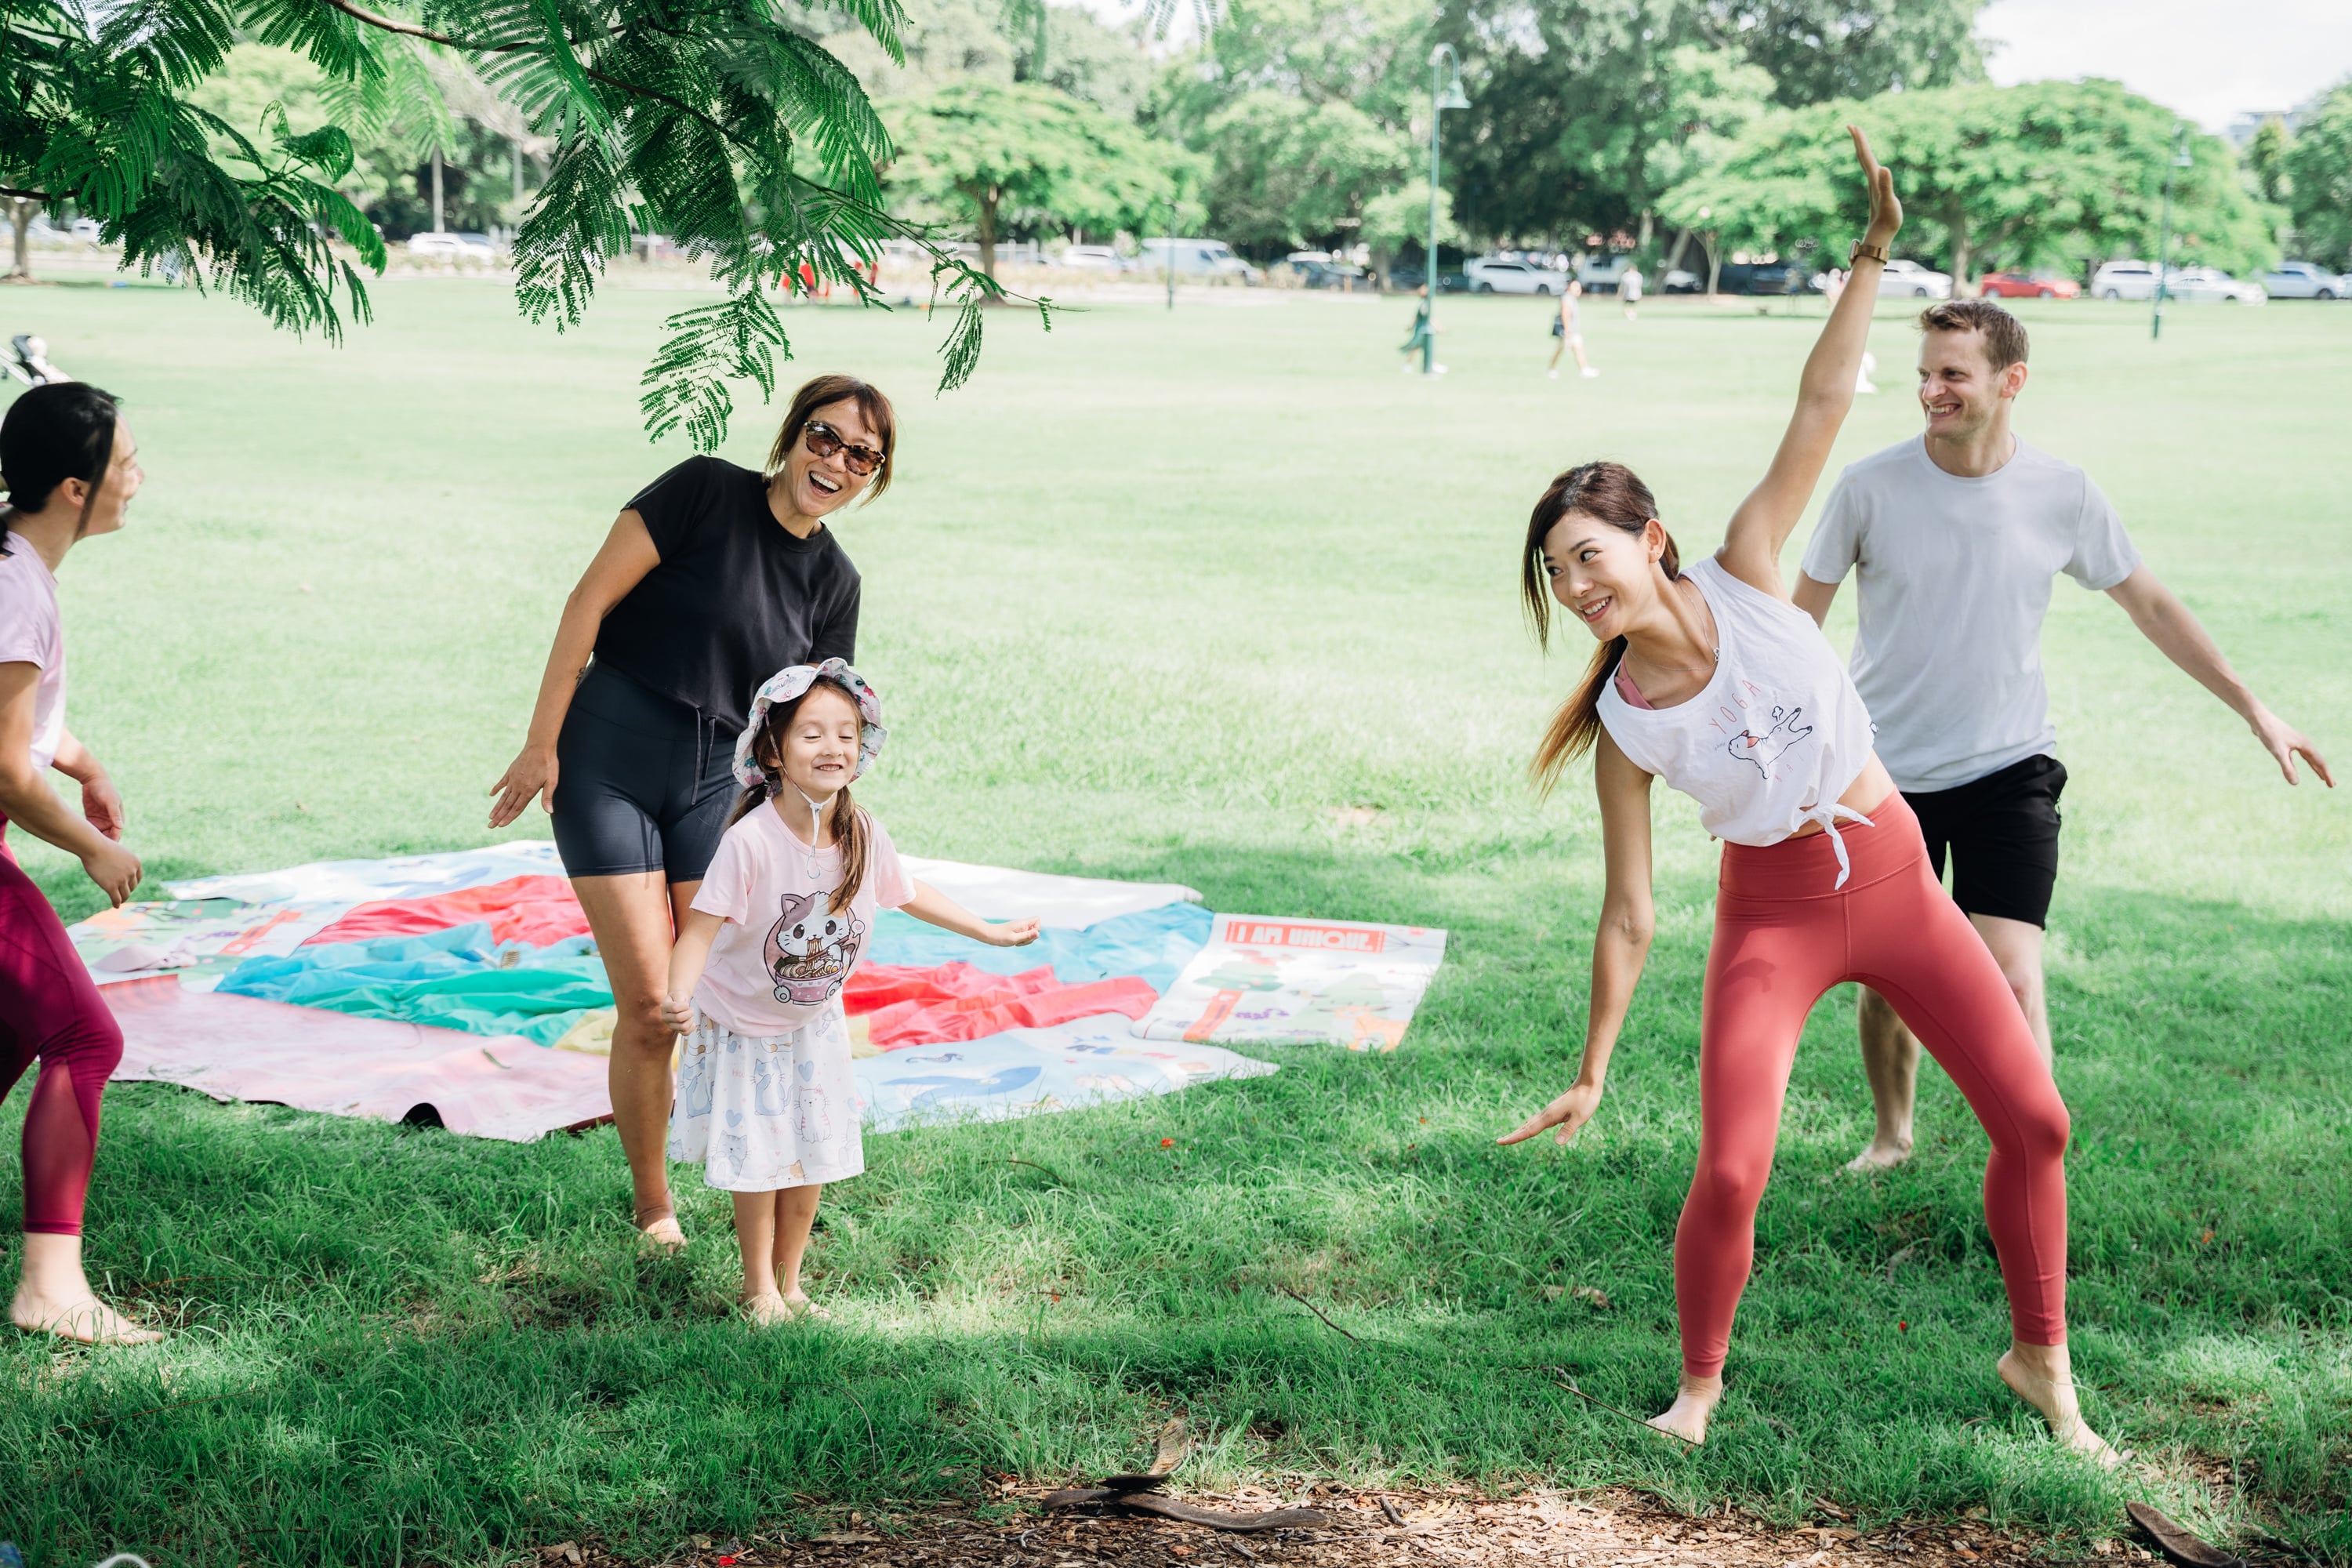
[744,1290,829,1327]
[1646,1374,1722,1444]
[1998,1343,2122,1468]
[1843,1137,1913,1172]
[633,1205,687,1252]
[10,1286,162,1345]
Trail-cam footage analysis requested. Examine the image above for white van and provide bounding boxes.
[1138,238,1262,283]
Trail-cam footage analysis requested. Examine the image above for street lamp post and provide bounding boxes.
[1424,44,1469,376]
[2152,122,2190,341]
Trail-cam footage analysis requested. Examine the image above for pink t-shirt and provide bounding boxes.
[689,800,916,1035]
[0,542,65,771]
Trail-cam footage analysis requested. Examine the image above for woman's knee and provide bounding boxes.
[2002,1091,2070,1165]
[1689,1149,1771,1221]
[55,1000,124,1080]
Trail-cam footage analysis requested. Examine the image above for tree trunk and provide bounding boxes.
[1701,232,1721,299]
[1944,194,1969,292]
[1663,227,1691,275]
[432,148,445,233]
[977,185,999,281]
[9,199,32,281]
[1635,209,1655,269]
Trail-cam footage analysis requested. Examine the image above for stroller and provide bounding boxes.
[2,333,71,386]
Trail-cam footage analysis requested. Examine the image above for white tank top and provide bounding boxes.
[1597,556,1878,882]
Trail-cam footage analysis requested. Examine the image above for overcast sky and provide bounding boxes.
[1073,0,2352,131]
[1980,0,2352,129]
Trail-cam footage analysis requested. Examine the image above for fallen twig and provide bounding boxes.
[1537,1369,1697,1446]
[1275,1284,1360,1342]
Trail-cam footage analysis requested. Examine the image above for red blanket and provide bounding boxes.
[305,875,591,949]
[844,961,1156,1048]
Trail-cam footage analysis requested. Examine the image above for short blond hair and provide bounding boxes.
[1918,299,2028,371]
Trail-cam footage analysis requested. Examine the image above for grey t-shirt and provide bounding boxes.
[1799,435,2140,793]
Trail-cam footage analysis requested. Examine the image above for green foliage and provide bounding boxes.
[0,2,1028,447]
[883,81,1192,271]
[1712,0,1986,107]
[1665,82,2280,281]
[1359,178,1457,256]
[1196,91,1413,250]
[2281,85,2352,270]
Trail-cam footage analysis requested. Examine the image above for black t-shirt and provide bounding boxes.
[593,456,862,731]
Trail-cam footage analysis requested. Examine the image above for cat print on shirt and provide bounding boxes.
[763,888,866,1007]
[1726,704,1813,779]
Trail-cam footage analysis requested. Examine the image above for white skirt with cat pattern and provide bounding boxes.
[667,998,864,1192]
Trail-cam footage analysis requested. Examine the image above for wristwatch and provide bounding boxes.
[1849,239,1889,265]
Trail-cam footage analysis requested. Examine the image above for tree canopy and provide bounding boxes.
[1664,81,2280,281]
[2279,85,2352,270]
[0,0,1025,450]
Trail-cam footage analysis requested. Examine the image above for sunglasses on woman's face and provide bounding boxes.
[802,421,885,477]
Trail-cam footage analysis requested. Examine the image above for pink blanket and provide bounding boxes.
[304,874,591,949]
[846,961,1157,1048]
[105,977,612,1142]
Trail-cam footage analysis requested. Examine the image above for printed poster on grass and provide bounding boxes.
[1131,914,1448,1051]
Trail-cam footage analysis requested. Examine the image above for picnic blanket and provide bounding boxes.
[1131,914,1450,1051]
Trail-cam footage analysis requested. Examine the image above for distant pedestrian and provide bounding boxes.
[1620,265,1643,321]
[1548,281,1599,379]
[660,661,1037,1323]
[1399,283,1440,373]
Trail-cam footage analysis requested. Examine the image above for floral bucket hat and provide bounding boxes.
[732,659,887,789]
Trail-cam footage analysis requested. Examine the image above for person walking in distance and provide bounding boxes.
[1795,299,2332,1171]
[1548,280,1599,379]
[1620,263,1642,321]
[1499,131,2117,1463]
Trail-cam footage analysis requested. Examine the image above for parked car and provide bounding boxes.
[1278,257,1345,288]
[1877,259,1952,299]
[1576,253,1632,292]
[1385,266,1470,293]
[1661,268,1703,293]
[2090,260,2161,300]
[1715,260,1806,295]
[1978,269,2079,299]
[408,230,498,262]
[1138,237,1261,283]
[2164,267,2266,304]
[2260,261,2347,299]
[1464,256,1561,294]
[1055,245,1127,271]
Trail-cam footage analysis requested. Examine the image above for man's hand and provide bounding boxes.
[2251,706,2334,787]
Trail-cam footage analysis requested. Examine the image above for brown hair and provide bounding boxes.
[1918,299,2029,371]
[764,374,897,502]
[1520,461,1680,794]
[725,676,872,914]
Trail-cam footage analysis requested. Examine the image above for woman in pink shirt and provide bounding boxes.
[0,380,158,1344]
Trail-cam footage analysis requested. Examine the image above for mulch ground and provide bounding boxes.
[531,1483,2186,1568]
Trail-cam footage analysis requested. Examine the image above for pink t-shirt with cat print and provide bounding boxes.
[688,800,916,1036]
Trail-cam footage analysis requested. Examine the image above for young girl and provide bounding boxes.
[1497,129,2118,1465]
[660,659,1038,1323]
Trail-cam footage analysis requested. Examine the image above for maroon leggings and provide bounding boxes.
[1677,792,2070,1380]
[1,833,124,1236]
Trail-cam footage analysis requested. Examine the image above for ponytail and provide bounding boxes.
[724,674,872,913]
[0,381,121,556]
[1521,461,1679,796]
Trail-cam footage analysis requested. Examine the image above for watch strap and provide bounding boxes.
[1849,240,1889,265]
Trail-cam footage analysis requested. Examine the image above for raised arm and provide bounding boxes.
[1497,732,1657,1147]
[488,513,661,828]
[1717,126,1903,599]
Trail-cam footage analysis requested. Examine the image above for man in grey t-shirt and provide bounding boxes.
[1795,299,2332,1171]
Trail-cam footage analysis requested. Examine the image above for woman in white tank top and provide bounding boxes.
[1496,129,2120,1468]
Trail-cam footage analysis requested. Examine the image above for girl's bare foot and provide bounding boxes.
[633,1203,687,1251]
[1998,1342,2122,1468]
[1647,1374,1722,1443]
[10,1286,162,1345]
[1844,1136,1912,1172]
[744,1290,829,1327]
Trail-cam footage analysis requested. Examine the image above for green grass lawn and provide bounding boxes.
[3,276,2347,1566]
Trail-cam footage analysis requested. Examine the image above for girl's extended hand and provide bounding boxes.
[1849,124,1901,245]
[1495,1080,1606,1148]
[488,742,557,829]
[659,992,696,1035]
[985,918,1042,949]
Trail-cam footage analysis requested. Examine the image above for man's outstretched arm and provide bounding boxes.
[2106,565,2333,786]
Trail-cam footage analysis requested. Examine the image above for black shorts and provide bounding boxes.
[550,662,739,882]
[1903,753,2067,928]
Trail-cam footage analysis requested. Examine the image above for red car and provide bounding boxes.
[1978,270,2080,299]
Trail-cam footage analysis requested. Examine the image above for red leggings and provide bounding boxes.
[1676,792,2069,1379]
[1,834,124,1236]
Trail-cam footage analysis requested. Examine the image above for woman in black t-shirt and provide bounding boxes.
[489,374,895,1248]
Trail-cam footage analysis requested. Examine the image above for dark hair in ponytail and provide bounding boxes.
[724,675,871,914]
[1520,460,1681,795]
[0,381,122,557]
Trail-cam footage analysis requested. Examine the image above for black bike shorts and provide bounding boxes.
[1904,753,2068,929]
[550,662,738,882]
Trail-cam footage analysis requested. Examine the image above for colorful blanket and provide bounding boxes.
[1132,914,1450,1052]
[213,924,612,1045]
